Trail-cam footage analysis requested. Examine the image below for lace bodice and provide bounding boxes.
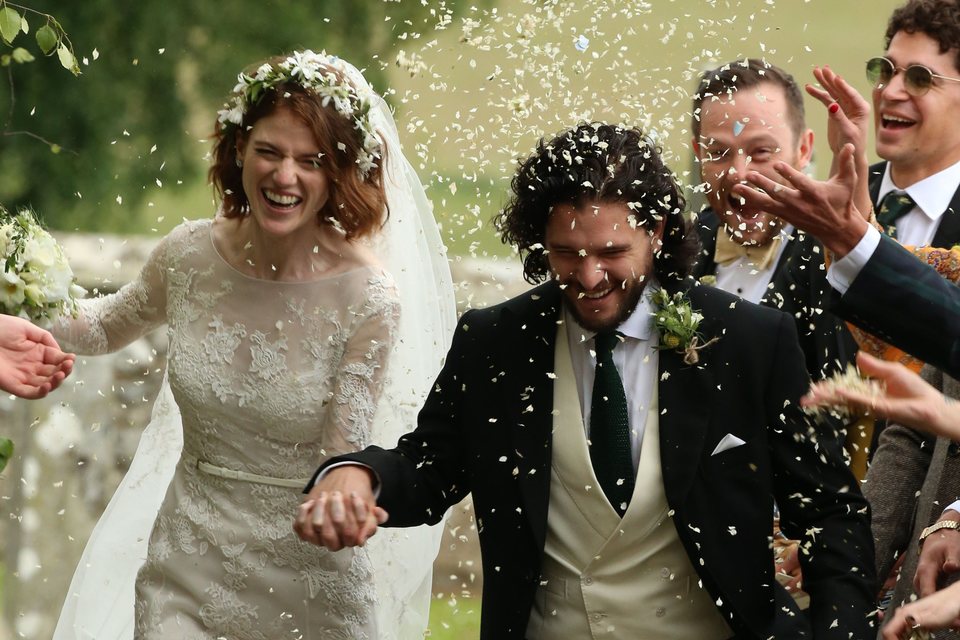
[57,218,398,472]
[53,218,400,638]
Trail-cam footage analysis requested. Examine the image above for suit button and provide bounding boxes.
[583,576,594,586]
[949,442,960,457]
[656,607,666,617]
[660,567,671,579]
[591,613,603,622]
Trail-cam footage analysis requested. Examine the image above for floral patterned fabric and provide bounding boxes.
[55,218,398,639]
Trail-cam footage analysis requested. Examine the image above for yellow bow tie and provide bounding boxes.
[714,226,783,271]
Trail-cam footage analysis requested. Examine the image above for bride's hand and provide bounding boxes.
[294,465,388,550]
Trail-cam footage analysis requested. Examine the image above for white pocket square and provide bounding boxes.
[711,433,746,456]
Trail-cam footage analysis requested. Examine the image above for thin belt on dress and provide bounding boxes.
[197,460,309,489]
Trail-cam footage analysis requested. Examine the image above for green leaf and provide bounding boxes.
[0,7,21,44]
[50,144,61,154]
[19,14,28,34]
[0,54,9,67]
[0,437,13,473]
[57,44,79,75]
[11,47,34,64]
[36,24,57,54]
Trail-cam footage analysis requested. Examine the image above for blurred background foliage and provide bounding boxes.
[0,0,905,255]
[0,0,482,232]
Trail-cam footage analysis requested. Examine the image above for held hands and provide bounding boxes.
[0,314,74,399]
[731,143,870,258]
[294,465,388,550]
[803,352,960,440]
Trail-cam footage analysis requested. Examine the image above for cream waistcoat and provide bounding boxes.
[525,322,732,639]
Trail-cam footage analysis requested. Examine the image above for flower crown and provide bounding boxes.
[217,50,383,177]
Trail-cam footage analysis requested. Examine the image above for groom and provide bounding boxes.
[295,123,876,639]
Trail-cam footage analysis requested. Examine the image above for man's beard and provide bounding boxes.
[562,276,647,333]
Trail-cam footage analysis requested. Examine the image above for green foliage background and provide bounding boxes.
[0,0,471,232]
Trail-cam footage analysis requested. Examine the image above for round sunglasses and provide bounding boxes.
[866,56,960,96]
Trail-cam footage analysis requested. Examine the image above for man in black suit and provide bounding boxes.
[295,124,876,639]
[691,59,857,383]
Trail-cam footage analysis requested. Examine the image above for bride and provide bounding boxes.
[51,51,455,639]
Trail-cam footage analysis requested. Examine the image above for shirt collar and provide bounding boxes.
[563,282,657,343]
[878,158,960,223]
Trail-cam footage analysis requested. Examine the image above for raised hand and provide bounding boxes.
[803,352,959,439]
[294,464,388,551]
[0,314,75,399]
[731,142,870,257]
[806,66,873,217]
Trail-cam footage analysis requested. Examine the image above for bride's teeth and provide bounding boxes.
[264,190,301,206]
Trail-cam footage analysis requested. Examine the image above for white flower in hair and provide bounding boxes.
[218,50,382,177]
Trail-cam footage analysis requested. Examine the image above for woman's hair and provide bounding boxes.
[494,122,698,292]
[209,57,388,240]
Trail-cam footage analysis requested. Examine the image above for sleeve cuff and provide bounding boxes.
[943,500,960,517]
[307,461,382,499]
[826,226,882,295]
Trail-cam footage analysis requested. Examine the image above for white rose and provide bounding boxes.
[0,270,26,308]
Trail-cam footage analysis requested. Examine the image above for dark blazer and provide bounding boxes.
[868,161,960,249]
[836,234,960,378]
[314,282,877,640]
[692,208,858,381]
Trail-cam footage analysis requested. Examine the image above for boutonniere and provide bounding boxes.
[652,289,718,365]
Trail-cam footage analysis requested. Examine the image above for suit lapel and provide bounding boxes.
[657,313,717,509]
[506,283,562,552]
[932,183,960,248]
[868,161,885,207]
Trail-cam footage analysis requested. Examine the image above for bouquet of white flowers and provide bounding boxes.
[0,205,85,328]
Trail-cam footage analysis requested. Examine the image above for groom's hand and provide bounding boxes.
[294,465,388,551]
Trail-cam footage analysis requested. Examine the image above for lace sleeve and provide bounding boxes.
[322,277,400,457]
[52,233,170,355]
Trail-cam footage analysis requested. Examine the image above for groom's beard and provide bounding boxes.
[558,275,646,333]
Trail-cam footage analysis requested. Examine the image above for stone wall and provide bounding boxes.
[0,231,529,637]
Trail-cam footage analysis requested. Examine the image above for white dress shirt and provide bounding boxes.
[564,286,659,474]
[876,159,960,246]
[714,225,794,304]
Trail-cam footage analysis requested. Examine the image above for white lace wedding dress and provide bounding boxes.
[53,218,428,639]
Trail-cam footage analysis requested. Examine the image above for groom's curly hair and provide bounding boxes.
[495,122,697,292]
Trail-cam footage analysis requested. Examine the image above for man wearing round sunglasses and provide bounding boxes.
[796,2,960,636]
[864,0,960,250]
[860,4,960,639]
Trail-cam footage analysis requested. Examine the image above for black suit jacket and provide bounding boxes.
[314,283,877,639]
[837,235,960,378]
[868,161,960,248]
[692,208,858,381]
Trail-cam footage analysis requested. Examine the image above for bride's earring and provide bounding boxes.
[236,156,243,168]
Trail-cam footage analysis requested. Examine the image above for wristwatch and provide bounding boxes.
[919,520,960,546]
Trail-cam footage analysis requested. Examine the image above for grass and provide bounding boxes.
[425,595,482,639]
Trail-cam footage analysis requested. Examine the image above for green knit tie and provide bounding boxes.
[877,192,916,239]
[590,331,634,517]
